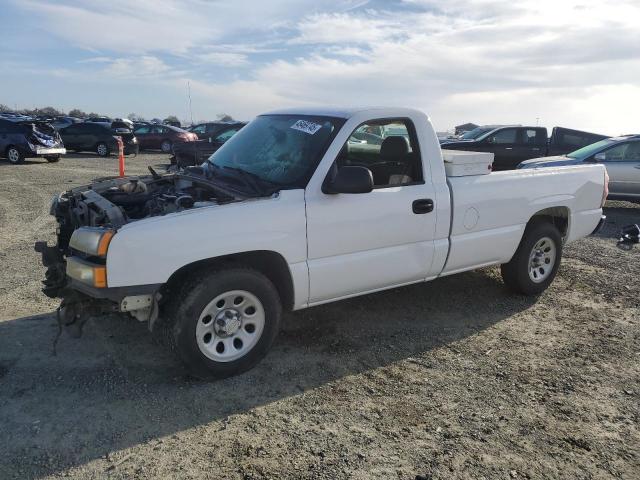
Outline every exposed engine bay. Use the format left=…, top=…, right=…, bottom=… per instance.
left=51, top=166, right=238, bottom=252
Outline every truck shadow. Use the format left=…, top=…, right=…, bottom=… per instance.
left=0, top=269, right=535, bottom=478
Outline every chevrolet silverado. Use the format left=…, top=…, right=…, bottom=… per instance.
left=36, top=107, right=608, bottom=379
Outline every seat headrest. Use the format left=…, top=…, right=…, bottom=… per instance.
left=380, top=136, right=409, bottom=157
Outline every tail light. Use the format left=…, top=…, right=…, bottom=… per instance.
left=601, top=169, right=609, bottom=207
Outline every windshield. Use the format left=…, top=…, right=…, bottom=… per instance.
left=208, top=114, right=344, bottom=187
left=566, top=138, right=615, bottom=159
left=459, top=127, right=493, bottom=140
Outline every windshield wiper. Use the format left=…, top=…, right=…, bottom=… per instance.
left=222, top=166, right=279, bottom=196
left=206, top=164, right=278, bottom=196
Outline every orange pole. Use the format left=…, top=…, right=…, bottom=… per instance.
left=117, top=137, right=125, bottom=177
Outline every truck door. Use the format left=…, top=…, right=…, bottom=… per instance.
left=76, top=124, right=96, bottom=149
left=133, top=126, right=151, bottom=149
left=482, top=127, right=519, bottom=171
left=305, top=117, right=437, bottom=304
left=61, top=124, right=80, bottom=149
left=597, top=141, right=640, bottom=198
left=513, top=128, right=547, bottom=165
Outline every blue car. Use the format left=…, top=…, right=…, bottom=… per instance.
left=0, top=119, right=66, bottom=164
left=518, top=135, right=640, bottom=202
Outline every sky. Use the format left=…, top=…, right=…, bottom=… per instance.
left=1, top=0, right=639, bottom=134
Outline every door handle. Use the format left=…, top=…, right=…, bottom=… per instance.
left=505, top=147, right=513, bottom=150
left=532, top=148, right=540, bottom=151
left=412, top=199, right=434, bottom=214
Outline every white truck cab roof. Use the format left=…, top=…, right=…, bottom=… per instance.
left=262, top=106, right=426, bottom=120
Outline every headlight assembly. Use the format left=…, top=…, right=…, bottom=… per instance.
left=69, top=227, right=114, bottom=257
left=66, top=257, right=107, bottom=288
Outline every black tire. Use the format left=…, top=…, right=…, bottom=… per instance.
left=96, top=142, right=109, bottom=157
left=5, top=146, right=24, bottom=164
left=45, top=155, right=60, bottom=163
left=501, top=220, right=563, bottom=296
left=160, top=139, right=173, bottom=153
left=161, top=267, right=282, bottom=380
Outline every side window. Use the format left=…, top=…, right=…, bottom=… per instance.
left=214, top=128, right=239, bottom=142
left=624, top=142, right=640, bottom=161
left=151, top=126, right=164, bottom=134
left=191, top=124, right=206, bottom=134
left=602, top=143, right=629, bottom=162
left=337, top=119, right=423, bottom=188
left=134, top=126, right=150, bottom=134
left=522, top=128, right=545, bottom=145
left=488, top=128, right=517, bottom=144
left=0, top=120, right=15, bottom=134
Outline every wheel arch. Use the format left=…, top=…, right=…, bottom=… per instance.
left=527, top=206, right=570, bottom=240
left=159, top=250, right=295, bottom=311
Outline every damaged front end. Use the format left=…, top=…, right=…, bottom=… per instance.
left=36, top=167, right=238, bottom=340
left=20, top=120, right=66, bottom=158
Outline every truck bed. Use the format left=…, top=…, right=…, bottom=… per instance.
left=441, top=164, right=606, bottom=275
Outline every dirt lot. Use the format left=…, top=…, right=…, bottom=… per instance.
left=0, top=152, right=638, bottom=480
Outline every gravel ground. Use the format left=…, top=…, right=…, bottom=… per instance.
left=0, top=153, right=638, bottom=480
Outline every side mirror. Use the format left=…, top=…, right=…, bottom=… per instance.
left=323, top=166, right=373, bottom=194
left=593, top=152, right=606, bottom=162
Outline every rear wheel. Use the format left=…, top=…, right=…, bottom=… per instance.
left=96, top=142, right=109, bottom=157
left=501, top=221, right=562, bottom=295
left=6, top=146, right=24, bottom=164
left=161, top=267, right=282, bottom=379
left=161, top=139, right=173, bottom=153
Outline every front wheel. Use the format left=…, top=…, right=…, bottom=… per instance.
left=162, top=267, right=282, bottom=379
left=501, top=221, right=563, bottom=295
left=6, top=146, right=24, bottom=164
left=96, top=142, right=109, bottom=157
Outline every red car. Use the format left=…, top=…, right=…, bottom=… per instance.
left=133, top=124, right=198, bottom=152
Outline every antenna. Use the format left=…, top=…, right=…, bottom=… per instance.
left=187, top=81, right=193, bottom=125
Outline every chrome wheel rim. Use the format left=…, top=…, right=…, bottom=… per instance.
left=196, top=290, right=265, bottom=362
left=161, top=141, right=171, bottom=152
left=7, top=148, right=20, bottom=163
left=528, top=236, right=556, bottom=283
left=97, top=144, right=107, bottom=156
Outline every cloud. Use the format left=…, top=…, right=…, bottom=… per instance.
left=197, top=52, right=249, bottom=67
left=4, top=0, right=640, bottom=134
left=102, top=56, right=173, bottom=78
left=292, top=12, right=403, bottom=45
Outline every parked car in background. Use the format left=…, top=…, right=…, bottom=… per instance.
left=48, top=116, right=82, bottom=130
left=163, top=118, right=181, bottom=128
left=0, top=119, right=66, bottom=164
left=441, top=126, right=607, bottom=170
left=84, top=116, right=112, bottom=124
left=187, top=121, right=247, bottom=141
left=0, top=112, right=33, bottom=122
left=173, top=122, right=246, bottom=167
left=440, top=125, right=506, bottom=144
left=134, top=124, right=197, bottom=152
left=519, top=135, right=640, bottom=201
left=60, top=122, right=138, bottom=157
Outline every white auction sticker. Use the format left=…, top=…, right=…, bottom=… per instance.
left=291, top=119, right=323, bottom=135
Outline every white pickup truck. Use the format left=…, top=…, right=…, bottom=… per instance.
left=37, top=107, right=608, bottom=379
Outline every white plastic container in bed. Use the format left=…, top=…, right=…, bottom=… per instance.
left=442, top=150, right=494, bottom=177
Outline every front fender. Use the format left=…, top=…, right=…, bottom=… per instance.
left=106, top=190, right=307, bottom=288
